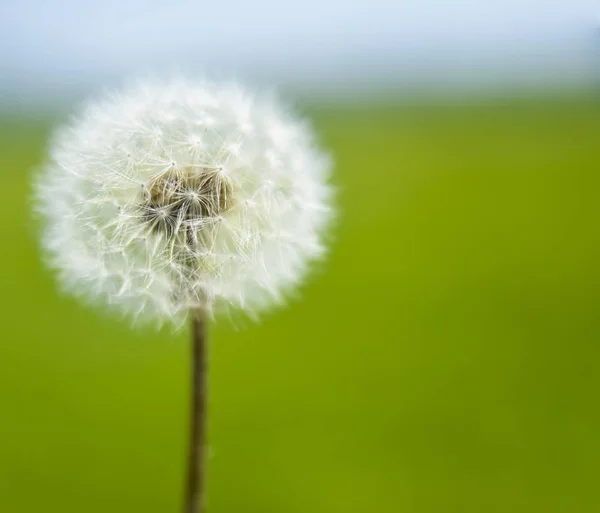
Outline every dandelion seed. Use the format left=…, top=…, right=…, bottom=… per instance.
left=35, top=78, right=334, bottom=327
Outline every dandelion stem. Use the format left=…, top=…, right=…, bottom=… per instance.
left=185, top=309, right=208, bottom=513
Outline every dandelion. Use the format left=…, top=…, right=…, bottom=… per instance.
left=34, top=78, right=334, bottom=513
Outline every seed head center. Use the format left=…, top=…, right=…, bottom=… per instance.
left=141, top=166, right=233, bottom=240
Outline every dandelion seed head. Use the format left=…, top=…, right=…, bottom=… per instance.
left=35, top=78, right=334, bottom=327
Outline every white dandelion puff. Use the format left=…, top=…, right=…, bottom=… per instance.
left=34, top=78, right=334, bottom=327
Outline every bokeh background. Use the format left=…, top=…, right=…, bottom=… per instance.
left=1, top=1, right=600, bottom=512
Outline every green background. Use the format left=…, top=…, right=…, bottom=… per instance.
left=1, top=94, right=599, bottom=512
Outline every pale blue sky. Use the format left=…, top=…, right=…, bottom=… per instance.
left=1, top=0, right=598, bottom=103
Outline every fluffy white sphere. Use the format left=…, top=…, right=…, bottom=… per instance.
left=35, top=79, right=333, bottom=326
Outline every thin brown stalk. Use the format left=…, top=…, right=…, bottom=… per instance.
left=184, top=309, right=208, bottom=513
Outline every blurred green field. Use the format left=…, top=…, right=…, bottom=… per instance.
left=1, top=95, right=600, bottom=513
